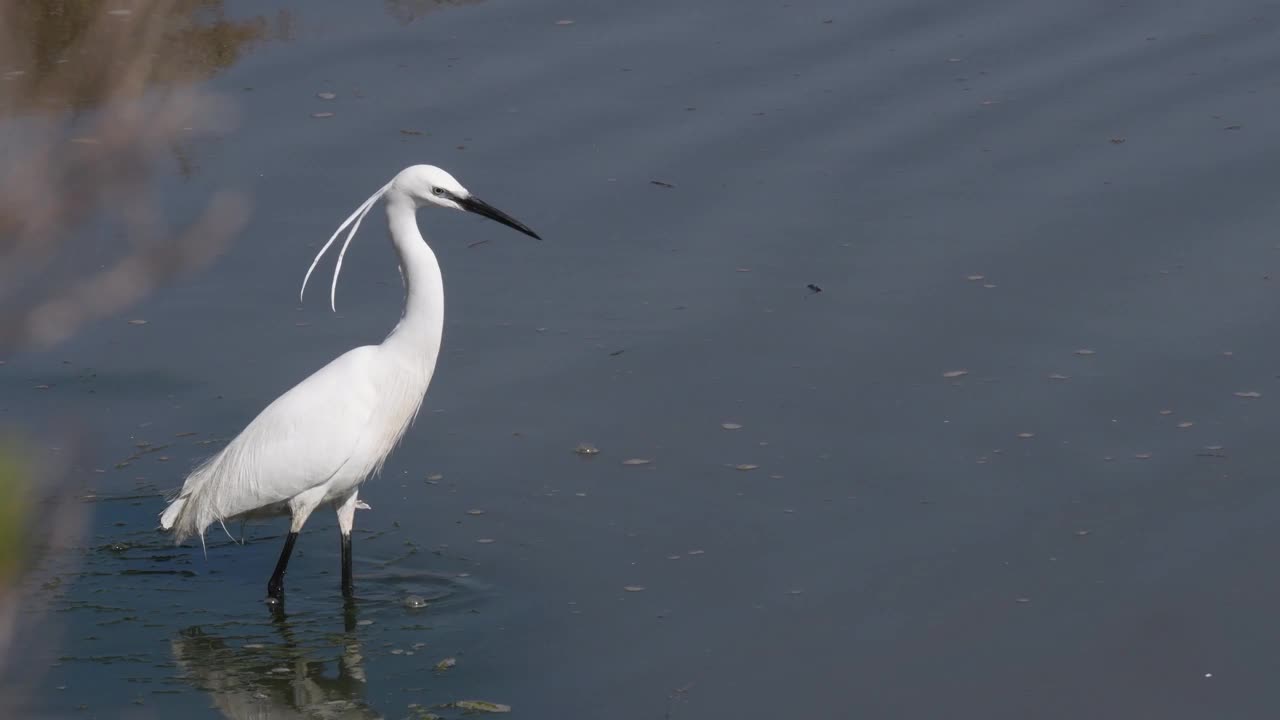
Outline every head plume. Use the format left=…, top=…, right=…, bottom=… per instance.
left=299, top=177, right=394, bottom=311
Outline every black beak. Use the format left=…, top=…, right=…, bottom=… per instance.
left=458, top=195, right=541, bottom=240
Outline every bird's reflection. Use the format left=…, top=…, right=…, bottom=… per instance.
left=171, top=600, right=380, bottom=719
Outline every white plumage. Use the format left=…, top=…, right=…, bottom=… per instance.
left=159, top=164, right=540, bottom=602
left=159, top=344, right=424, bottom=540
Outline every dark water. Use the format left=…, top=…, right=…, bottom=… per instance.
left=7, top=0, right=1280, bottom=717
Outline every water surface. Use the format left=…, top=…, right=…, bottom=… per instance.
left=7, top=0, right=1280, bottom=717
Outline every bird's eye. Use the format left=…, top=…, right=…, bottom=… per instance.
left=431, top=187, right=445, bottom=197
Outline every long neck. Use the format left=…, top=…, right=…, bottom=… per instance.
left=381, top=192, right=444, bottom=366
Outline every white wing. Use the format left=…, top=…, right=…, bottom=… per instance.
left=163, top=345, right=384, bottom=541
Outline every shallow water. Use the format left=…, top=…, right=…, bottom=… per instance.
left=7, top=0, right=1280, bottom=717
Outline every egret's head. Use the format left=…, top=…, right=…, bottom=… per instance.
left=394, top=165, right=468, bottom=210
left=394, top=164, right=540, bottom=239
left=302, top=163, right=541, bottom=311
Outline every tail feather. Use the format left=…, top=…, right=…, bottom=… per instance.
left=159, top=496, right=185, bottom=530
left=159, top=452, right=223, bottom=544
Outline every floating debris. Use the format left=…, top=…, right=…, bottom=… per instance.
left=1016, top=432, right=1035, bottom=439
left=127, top=319, right=147, bottom=325
left=621, top=458, right=651, bottom=466
left=555, top=19, right=575, bottom=25
left=649, top=180, right=674, bottom=188
left=942, top=369, right=969, bottom=379
left=403, top=595, right=428, bottom=609
left=1234, top=391, right=1262, bottom=399
left=435, top=657, right=457, bottom=671
left=574, top=443, right=600, bottom=456
left=807, top=283, right=823, bottom=293
left=1074, top=349, right=1096, bottom=356
left=452, top=701, right=511, bottom=713
left=966, top=274, right=985, bottom=281
left=1176, top=421, right=1194, bottom=428
left=1158, top=409, right=1173, bottom=416
left=623, top=585, right=646, bottom=592
left=311, top=111, right=334, bottom=119
left=316, top=91, right=337, bottom=100
left=1198, top=445, right=1226, bottom=458
left=721, top=422, right=743, bottom=430
left=465, top=509, right=485, bottom=516
left=734, top=464, right=759, bottom=471
left=1134, top=452, right=1152, bottom=459
left=1047, top=373, right=1069, bottom=380
left=476, top=538, right=495, bottom=544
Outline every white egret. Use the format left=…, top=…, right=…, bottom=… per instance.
left=159, top=164, right=540, bottom=603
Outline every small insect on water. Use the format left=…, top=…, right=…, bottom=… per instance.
left=159, top=164, right=541, bottom=607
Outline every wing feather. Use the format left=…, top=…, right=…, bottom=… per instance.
left=162, top=345, right=382, bottom=542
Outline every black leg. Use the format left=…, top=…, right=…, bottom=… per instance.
left=266, top=531, right=299, bottom=603
left=340, top=532, right=353, bottom=597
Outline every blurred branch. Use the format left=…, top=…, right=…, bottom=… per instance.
left=0, top=0, right=271, bottom=352
left=0, top=0, right=275, bottom=703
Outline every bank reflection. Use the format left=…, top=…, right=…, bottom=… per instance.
left=0, top=0, right=292, bottom=116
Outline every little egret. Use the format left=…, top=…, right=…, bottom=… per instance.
left=159, top=164, right=540, bottom=603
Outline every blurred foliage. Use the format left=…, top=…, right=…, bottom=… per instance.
left=0, top=445, right=30, bottom=590
left=0, top=0, right=272, bottom=705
